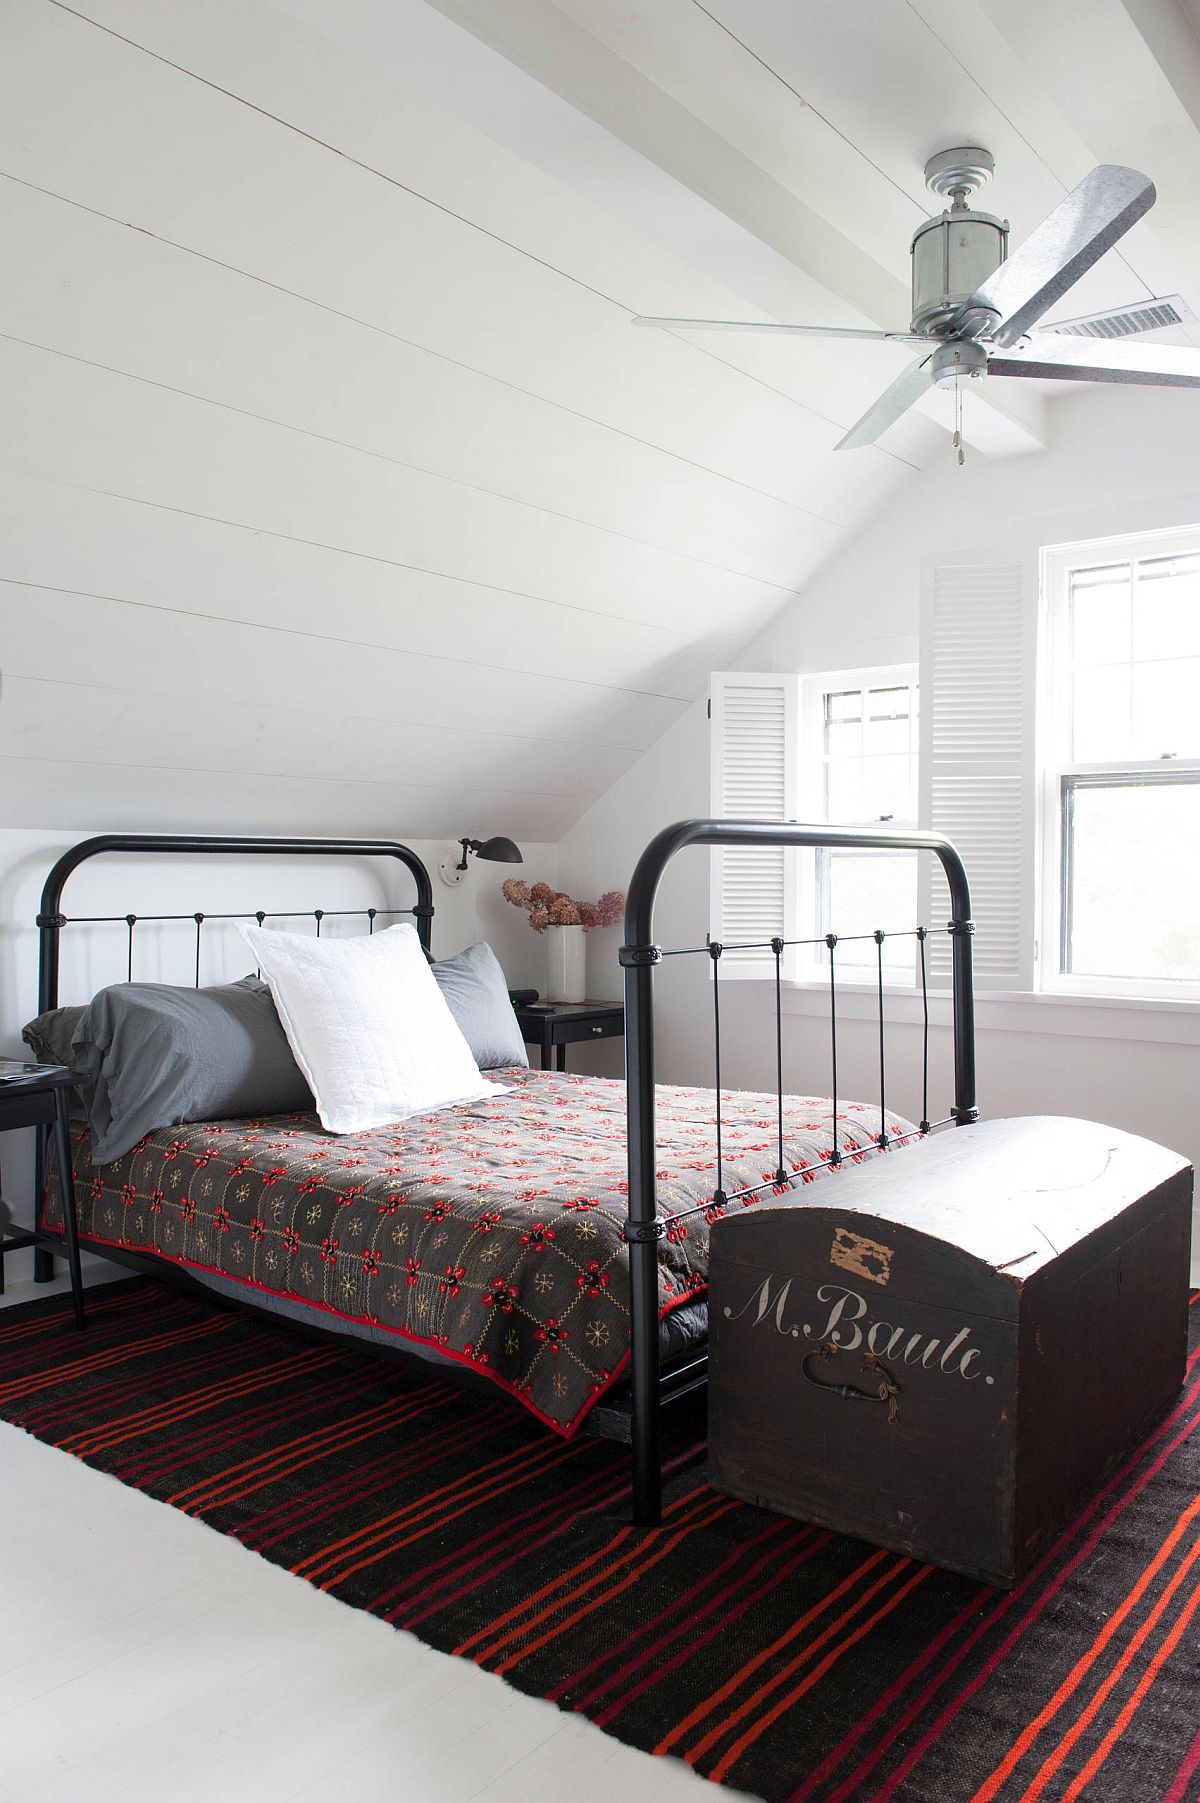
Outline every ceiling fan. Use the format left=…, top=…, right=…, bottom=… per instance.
left=633, top=148, right=1200, bottom=449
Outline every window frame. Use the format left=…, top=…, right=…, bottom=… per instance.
left=1039, top=527, right=1200, bottom=1003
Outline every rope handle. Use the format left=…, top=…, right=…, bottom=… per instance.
left=801, top=1341, right=900, bottom=1425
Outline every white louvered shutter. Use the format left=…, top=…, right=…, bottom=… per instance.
left=919, top=562, right=1036, bottom=989
left=709, top=672, right=801, bottom=978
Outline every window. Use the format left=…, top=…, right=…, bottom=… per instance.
left=802, top=670, right=919, bottom=980
left=708, top=667, right=919, bottom=985
left=1040, top=529, right=1200, bottom=998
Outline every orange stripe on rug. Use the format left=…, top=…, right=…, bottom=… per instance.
left=64, top=1346, right=343, bottom=1456
left=654, top=1546, right=892, bottom=1758
left=454, top=1482, right=709, bottom=1661
left=1017, top=1531, right=1200, bottom=1803
left=972, top=1488, right=1200, bottom=1802
left=295, top=1432, right=586, bottom=1587
left=1058, top=1573, right=1200, bottom=1803
left=708, top=1561, right=933, bottom=1785
left=686, top=1557, right=911, bottom=1771
left=165, top=1387, right=436, bottom=1511
left=491, top=1494, right=741, bottom=1678
left=0, top=1316, right=231, bottom=1406
left=0, top=1283, right=153, bottom=1345
left=319, top=1435, right=602, bottom=1593
left=174, top=1389, right=453, bottom=1516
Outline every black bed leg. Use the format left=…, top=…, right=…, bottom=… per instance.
left=53, top=1093, right=86, bottom=1329
left=623, top=897, right=664, bottom=1528
left=630, top=1235, right=662, bottom=1526
left=33, top=1127, right=54, bottom=1283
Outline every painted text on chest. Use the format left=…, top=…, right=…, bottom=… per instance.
left=723, top=1276, right=995, bottom=1386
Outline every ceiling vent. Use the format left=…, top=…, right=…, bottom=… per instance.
left=1046, top=294, right=1193, bottom=340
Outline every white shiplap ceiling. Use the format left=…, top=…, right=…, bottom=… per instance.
left=2, top=0, right=1198, bottom=839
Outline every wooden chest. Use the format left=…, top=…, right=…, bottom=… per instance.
left=707, top=1116, right=1192, bottom=1587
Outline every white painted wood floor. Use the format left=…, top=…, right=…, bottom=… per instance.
left=0, top=1267, right=755, bottom=1803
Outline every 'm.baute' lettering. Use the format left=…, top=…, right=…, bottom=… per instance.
left=724, top=1277, right=993, bottom=1385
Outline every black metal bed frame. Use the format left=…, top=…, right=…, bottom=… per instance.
left=32, top=824, right=976, bottom=1527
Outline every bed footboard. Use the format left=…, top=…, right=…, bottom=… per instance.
left=619, top=818, right=978, bottom=1526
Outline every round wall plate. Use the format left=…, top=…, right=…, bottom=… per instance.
left=438, top=842, right=467, bottom=887
left=924, top=146, right=995, bottom=199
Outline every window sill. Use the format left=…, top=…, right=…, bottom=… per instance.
left=780, top=979, right=1200, bottom=1046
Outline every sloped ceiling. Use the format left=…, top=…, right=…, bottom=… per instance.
left=2, top=0, right=1198, bottom=839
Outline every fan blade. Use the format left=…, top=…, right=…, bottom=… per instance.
left=989, top=332, right=1200, bottom=388
left=836, top=356, right=933, bottom=449
left=969, top=165, right=1156, bottom=349
left=631, top=316, right=930, bottom=343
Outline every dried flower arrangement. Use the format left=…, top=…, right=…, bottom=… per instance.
left=502, top=879, right=624, bottom=934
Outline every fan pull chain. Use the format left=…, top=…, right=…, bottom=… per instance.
left=954, top=374, right=965, bottom=466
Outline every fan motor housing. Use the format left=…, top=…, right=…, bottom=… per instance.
left=930, top=338, right=988, bottom=384
left=911, top=206, right=1008, bottom=336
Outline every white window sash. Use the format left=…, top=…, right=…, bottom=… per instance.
left=798, top=666, right=920, bottom=985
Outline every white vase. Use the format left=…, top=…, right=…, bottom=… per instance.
left=545, top=924, right=586, bottom=1003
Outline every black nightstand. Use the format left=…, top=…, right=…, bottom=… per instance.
left=514, top=1001, right=625, bottom=1073
left=0, top=1061, right=85, bottom=1328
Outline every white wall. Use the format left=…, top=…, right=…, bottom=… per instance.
left=559, top=382, right=1200, bottom=1262
left=1, top=0, right=949, bottom=851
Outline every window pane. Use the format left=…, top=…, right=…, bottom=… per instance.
left=864, top=687, right=912, bottom=757
left=864, top=753, right=916, bottom=819
left=1131, top=658, right=1200, bottom=759
left=825, top=719, right=861, bottom=761
left=823, top=683, right=917, bottom=825
left=826, top=759, right=864, bottom=819
left=1135, top=554, right=1200, bottom=662
left=1065, top=779, right=1200, bottom=983
left=1067, top=551, right=1200, bottom=762
left=827, top=690, right=863, bottom=723
left=1070, top=564, right=1130, bottom=668
left=824, top=852, right=918, bottom=975
left=1071, top=664, right=1131, bottom=762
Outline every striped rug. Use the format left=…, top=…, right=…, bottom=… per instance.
left=4, top=1279, right=1200, bottom=1803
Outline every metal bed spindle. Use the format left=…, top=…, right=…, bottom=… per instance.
left=63, top=905, right=419, bottom=988
left=827, top=932, right=841, bottom=1168
left=619, top=819, right=977, bottom=1527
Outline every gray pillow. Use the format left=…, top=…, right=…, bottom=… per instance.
left=68, top=976, right=314, bottom=1164
left=21, top=1004, right=91, bottom=1116
left=431, top=941, right=528, bottom=1071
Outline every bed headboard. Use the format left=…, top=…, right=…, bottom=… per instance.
left=36, top=834, right=435, bottom=1013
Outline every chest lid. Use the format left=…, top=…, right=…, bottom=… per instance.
left=714, top=1116, right=1190, bottom=1323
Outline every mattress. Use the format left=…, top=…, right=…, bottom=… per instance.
left=51, top=1068, right=913, bottom=1435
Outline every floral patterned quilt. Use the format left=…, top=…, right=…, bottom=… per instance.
left=52, top=1069, right=912, bottom=1434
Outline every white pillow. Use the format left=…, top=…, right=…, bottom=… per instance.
left=239, top=922, right=499, bottom=1134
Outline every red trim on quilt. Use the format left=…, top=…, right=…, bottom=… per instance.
left=42, top=1226, right=704, bottom=1439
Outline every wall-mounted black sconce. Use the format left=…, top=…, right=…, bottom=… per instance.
left=458, top=836, right=522, bottom=870
left=438, top=835, right=523, bottom=887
